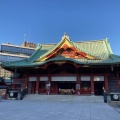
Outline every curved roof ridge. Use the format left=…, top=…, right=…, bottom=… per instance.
left=39, top=39, right=107, bottom=45
left=104, top=38, right=113, bottom=54
left=75, top=39, right=106, bottom=43
left=27, top=44, right=42, bottom=62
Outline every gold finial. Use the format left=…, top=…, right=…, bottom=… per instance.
left=64, top=32, right=67, bottom=35
left=62, top=32, right=70, bottom=41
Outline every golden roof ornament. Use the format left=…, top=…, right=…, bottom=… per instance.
left=62, top=32, right=70, bottom=41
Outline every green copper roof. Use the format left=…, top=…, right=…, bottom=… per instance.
left=35, top=35, right=100, bottom=62
left=1, top=35, right=120, bottom=68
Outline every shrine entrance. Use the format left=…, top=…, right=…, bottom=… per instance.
left=28, top=81, right=36, bottom=94
left=51, top=76, right=77, bottom=95
left=58, top=81, right=76, bottom=94
left=58, top=81, right=76, bottom=89
left=94, top=81, right=104, bottom=95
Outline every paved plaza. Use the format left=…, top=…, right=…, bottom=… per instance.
left=0, top=100, right=120, bottom=120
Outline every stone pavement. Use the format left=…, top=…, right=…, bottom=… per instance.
left=107, top=102, right=120, bottom=114
left=0, top=100, right=120, bottom=120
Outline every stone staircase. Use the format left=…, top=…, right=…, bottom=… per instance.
left=23, top=94, right=104, bottom=102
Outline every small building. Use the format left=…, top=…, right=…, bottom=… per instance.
left=1, top=34, right=120, bottom=95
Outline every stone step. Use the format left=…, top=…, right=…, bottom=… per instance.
left=23, top=94, right=104, bottom=102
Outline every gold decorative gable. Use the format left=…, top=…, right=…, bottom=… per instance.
left=36, top=34, right=96, bottom=62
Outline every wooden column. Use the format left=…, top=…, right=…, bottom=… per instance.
left=25, top=76, right=28, bottom=89
left=76, top=75, right=80, bottom=95
left=104, top=75, right=108, bottom=92
left=47, top=75, right=51, bottom=95
left=77, top=75, right=80, bottom=84
left=55, top=82, right=58, bottom=94
left=20, top=79, right=22, bottom=90
left=35, top=76, right=39, bottom=94
left=48, top=76, right=51, bottom=82
left=91, top=75, right=94, bottom=95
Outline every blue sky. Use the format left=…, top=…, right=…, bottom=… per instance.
left=0, top=0, right=120, bottom=55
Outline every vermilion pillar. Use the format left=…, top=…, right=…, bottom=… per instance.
left=47, top=75, right=51, bottom=84
left=35, top=76, right=39, bottom=94
left=104, top=75, right=108, bottom=92
left=77, top=75, right=80, bottom=84
left=91, top=76, right=94, bottom=95
left=76, top=75, right=80, bottom=95
left=47, top=76, right=51, bottom=95
left=25, top=77, right=28, bottom=89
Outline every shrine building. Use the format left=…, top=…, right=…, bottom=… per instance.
left=1, top=34, right=120, bottom=95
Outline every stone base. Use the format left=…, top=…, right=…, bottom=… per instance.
left=35, top=91, right=38, bottom=94
left=91, top=92, right=95, bottom=96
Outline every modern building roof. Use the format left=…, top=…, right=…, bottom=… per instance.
left=1, top=43, right=35, bottom=50
left=2, top=34, right=120, bottom=69
left=0, top=52, right=29, bottom=58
